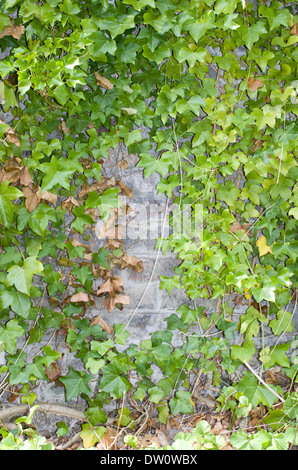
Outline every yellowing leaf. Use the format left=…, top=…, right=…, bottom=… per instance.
left=256, top=236, right=272, bottom=256
left=79, top=423, right=106, bottom=449
left=244, top=288, right=251, bottom=300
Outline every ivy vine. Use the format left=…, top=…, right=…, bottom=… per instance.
left=0, top=0, right=297, bottom=449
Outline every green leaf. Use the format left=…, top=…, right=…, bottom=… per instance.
left=159, top=275, right=180, bottom=295
left=39, top=156, right=77, bottom=193
left=0, top=288, right=31, bottom=318
left=86, top=187, right=119, bottom=221
left=148, top=386, right=165, bottom=403
left=59, top=367, right=92, bottom=401
left=169, top=391, right=193, bottom=415
left=176, top=47, right=207, bottom=68
left=269, top=310, right=294, bottom=335
left=71, top=206, right=95, bottom=234
left=59, top=0, right=80, bottom=15
left=239, top=22, right=267, bottom=50
left=114, top=323, right=130, bottom=345
left=5, top=257, right=44, bottom=296
left=251, top=284, right=276, bottom=303
left=230, top=340, right=257, bottom=362
left=237, top=373, right=281, bottom=407
left=260, top=343, right=290, bottom=370
left=85, top=405, right=107, bottom=426
left=52, top=85, right=69, bottom=105
left=0, top=181, right=23, bottom=228
left=100, top=363, right=130, bottom=399
left=56, top=422, right=69, bottom=437
left=230, top=429, right=263, bottom=450
left=0, top=319, right=24, bottom=354
left=100, top=15, right=135, bottom=39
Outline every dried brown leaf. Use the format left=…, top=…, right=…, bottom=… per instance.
left=19, top=166, right=34, bottom=186
left=103, top=293, right=130, bottom=312
left=121, top=253, right=143, bottom=273
left=247, top=77, right=264, bottom=93
left=0, top=24, right=24, bottom=40
left=0, top=168, right=4, bottom=185
left=96, top=211, right=124, bottom=239
left=22, top=184, right=41, bottom=212
left=44, top=362, right=61, bottom=382
left=5, top=127, right=20, bottom=147
left=229, top=222, right=252, bottom=237
left=70, top=292, right=92, bottom=303
left=252, top=139, right=264, bottom=152
left=3, top=166, right=21, bottom=183
left=110, top=276, right=124, bottom=290
left=96, top=427, right=116, bottom=450
left=118, top=180, right=133, bottom=198
left=41, top=190, right=57, bottom=206
left=8, top=385, right=20, bottom=403
left=59, top=120, right=71, bottom=134
left=61, top=196, right=79, bottom=212
left=90, top=315, right=113, bottom=335
left=290, top=23, right=298, bottom=35
left=105, top=238, right=123, bottom=250
left=97, top=278, right=115, bottom=295
left=95, top=72, right=113, bottom=90
left=78, top=177, right=115, bottom=198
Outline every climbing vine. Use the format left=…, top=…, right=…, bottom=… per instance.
left=0, top=0, right=297, bottom=449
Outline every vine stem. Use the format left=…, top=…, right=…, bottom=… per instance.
left=0, top=402, right=86, bottom=422
left=243, top=360, right=285, bottom=403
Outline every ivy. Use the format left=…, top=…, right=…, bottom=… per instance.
left=0, top=0, right=297, bottom=450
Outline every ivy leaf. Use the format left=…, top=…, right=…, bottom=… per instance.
left=0, top=319, right=24, bottom=354
left=86, top=187, right=119, bottom=221
left=5, top=256, right=44, bottom=296
left=0, top=288, right=31, bottom=318
left=261, top=343, right=290, bottom=370
left=137, top=153, right=172, bottom=178
left=88, top=31, right=117, bottom=60
left=100, top=15, right=135, bottom=39
left=251, top=283, right=276, bottom=303
left=114, top=323, right=130, bottom=345
left=169, top=391, right=193, bottom=415
left=38, top=156, right=77, bottom=193
left=176, top=47, right=207, bottom=68
left=217, top=182, right=240, bottom=206
left=79, top=423, right=105, bottom=449
left=230, top=340, right=257, bottom=363
left=59, top=0, right=80, bottom=15
left=269, top=310, right=294, bottom=335
left=237, top=373, right=280, bottom=407
left=0, top=181, right=23, bottom=228
left=85, top=405, right=107, bottom=426
left=230, top=430, right=264, bottom=450
left=239, top=22, right=267, bottom=50
left=59, top=367, right=92, bottom=401
left=256, top=236, right=272, bottom=256
left=159, top=275, right=180, bottom=295
left=56, top=422, right=69, bottom=437
left=100, top=363, right=130, bottom=399
left=71, top=206, right=95, bottom=234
